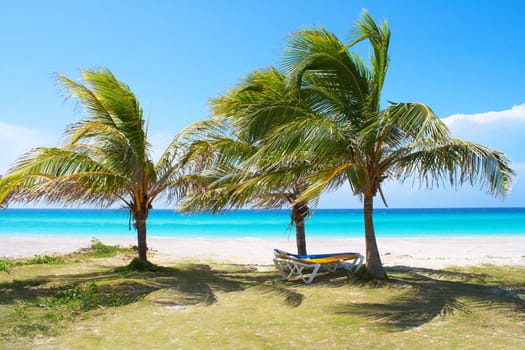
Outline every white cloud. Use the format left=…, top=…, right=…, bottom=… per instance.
left=0, top=122, right=55, bottom=173
left=375, top=105, right=525, bottom=208
left=440, top=104, right=525, bottom=162
left=443, top=104, right=525, bottom=126
left=319, top=105, right=525, bottom=208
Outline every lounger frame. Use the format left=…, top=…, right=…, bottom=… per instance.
left=273, top=250, right=364, bottom=284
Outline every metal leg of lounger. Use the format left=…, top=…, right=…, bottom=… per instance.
left=274, top=258, right=307, bottom=281
left=274, top=258, right=321, bottom=284
left=355, top=254, right=364, bottom=271
left=324, top=263, right=339, bottom=272
left=338, top=260, right=354, bottom=271
left=273, top=258, right=287, bottom=279
left=351, top=254, right=364, bottom=272
left=339, top=254, right=364, bottom=272
left=274, top=258, right=295, bottom=280
left=303, top=263, right=320, bottom=285
left=289, top=262, right=303, bottom=280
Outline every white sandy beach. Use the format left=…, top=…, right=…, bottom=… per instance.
left=1, top=236, right=524, bottom=269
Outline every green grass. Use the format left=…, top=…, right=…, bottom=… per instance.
left=0, top=251, right=524, bottom=349
left=25, top=255, right=65, bottom=265
left=0, top=239, right=133, bottom=275
left=0, top=259, right=14, bottom=273
left=81, top=238, right=133, bottom=259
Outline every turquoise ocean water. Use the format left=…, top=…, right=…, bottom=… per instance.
left=0, top=208, right=524, bottom=238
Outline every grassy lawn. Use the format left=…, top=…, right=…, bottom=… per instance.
left=1, top=243, right=524, bottom=349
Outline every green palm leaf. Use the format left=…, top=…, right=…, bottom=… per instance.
left=1, top=68, right=200, bottom=262
left=249, top=11, right=515, bottom=278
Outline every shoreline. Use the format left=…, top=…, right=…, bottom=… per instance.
left=1, top=236, right=524, bottom=269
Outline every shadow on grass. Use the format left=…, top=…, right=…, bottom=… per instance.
left=333, top=266, right=525, bottom=331
left=254, top=279, right=305, bottom=308
left=5, top=260, right=522, bottom=337
left=0, top=261, right=306, bottom=340
left=0, top=261, right=297, bottom=309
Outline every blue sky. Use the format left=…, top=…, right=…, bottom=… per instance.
left=1, top=0, right=524, bottom=208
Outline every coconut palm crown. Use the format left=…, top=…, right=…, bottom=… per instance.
left=179, top=68, right=324, bottom=255
left=250, top=11, right=515, bottom=278
left=0, top=68, right=202, bottom=261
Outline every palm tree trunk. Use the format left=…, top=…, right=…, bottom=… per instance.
left=295, top=216, right=307, bottom=256
left=363, top=194, right=387, bottom=279
left=134, top=208, right=149, bottom=261
left=291, top=202, right=308, bottom=255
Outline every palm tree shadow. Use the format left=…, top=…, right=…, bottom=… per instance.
left=0, top=262, right=296, bottom=309
left=165, top=264, right=305, bottom=307
left=254, top=279, right=305, bottom=308
left=333, top=266, right=525, bottom=331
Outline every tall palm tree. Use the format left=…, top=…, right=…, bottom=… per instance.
left=0, top=68, right=202, bottom=262
left=179, top=68, right=321, bottom=255
left=252, top=11, right=515, bottom=279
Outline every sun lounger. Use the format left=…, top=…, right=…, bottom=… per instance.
left=273, top=249, right=364, bottom=284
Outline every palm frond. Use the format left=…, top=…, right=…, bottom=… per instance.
left=1, top=146, right=129, bottom=206
left=158, top=173, right=208, bottom=206
left=282, top=28, right=370, bottom=111
left=383, top=102, right=450, bottom=141
left=395, top=139, right=515, bottom=197
left=362, top=102, right=450, bottom=164
left=298, top=162, right=366, bottom=203
left=347, top=9, right=390, bottom=105
left=254, top=113, right=354, bottom=167
left=156, top=119, right=224, bottom=173
left=58, top=69, right=148, bottom=166
left=211, top=67, right=312, bottom=143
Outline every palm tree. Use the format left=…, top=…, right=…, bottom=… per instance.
left=178, top=118, right=313, bottom=255
left=0, top=176, right=5, bottom=209
left=252, top=11, right=515, bottom=279
left=179, top=68, right=322, bottom=255
left=0, top=68, right=202, bottom=262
